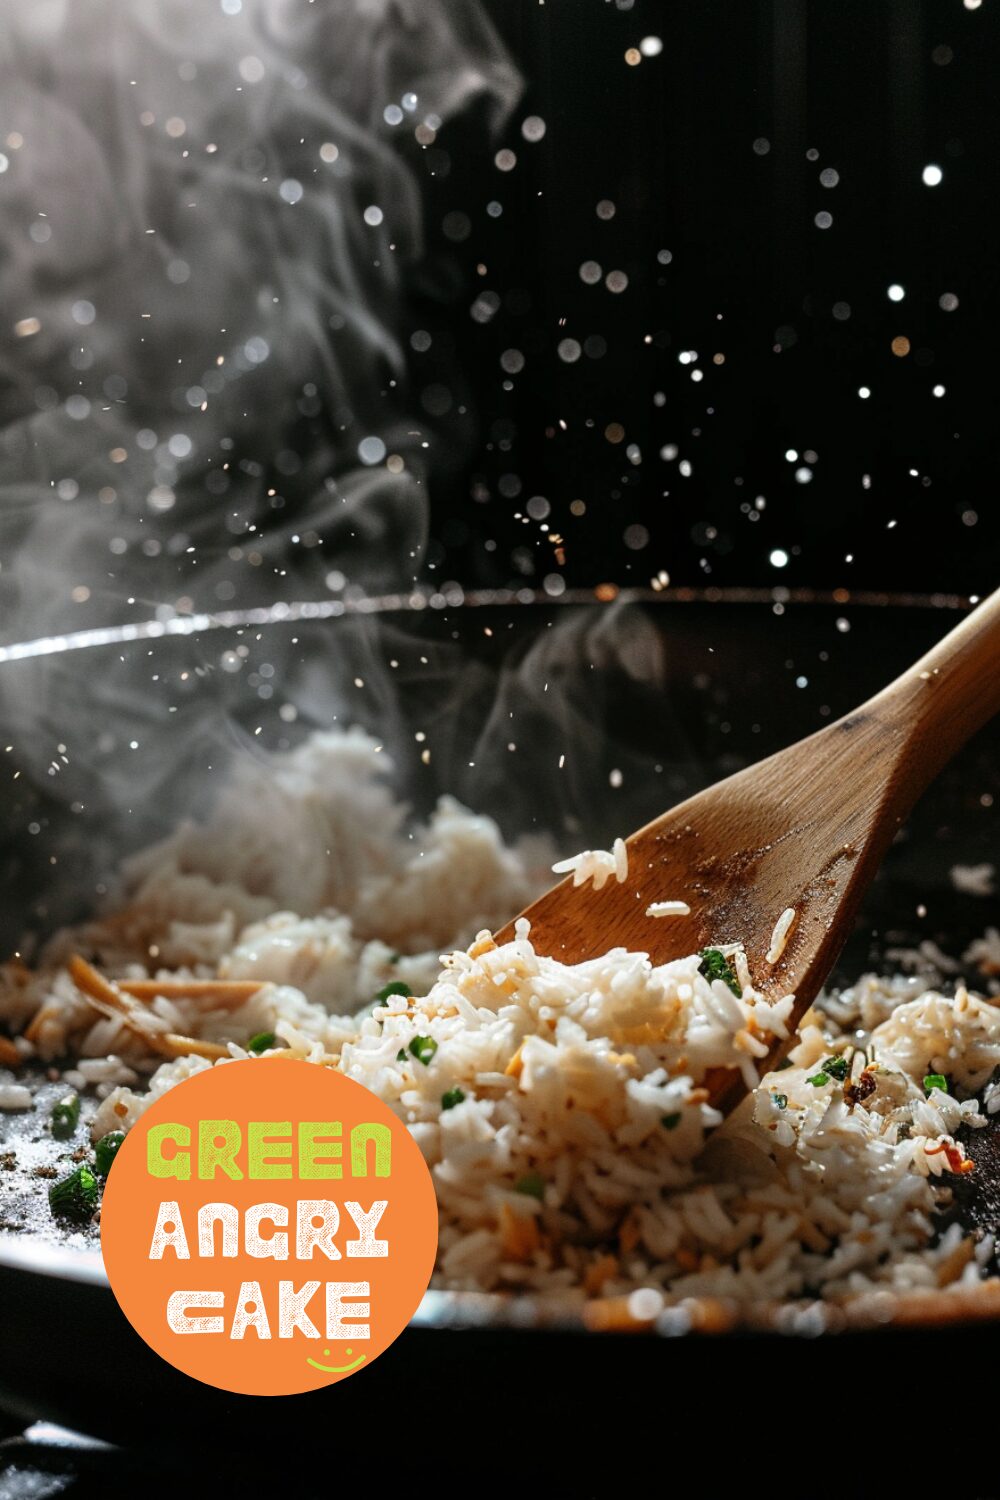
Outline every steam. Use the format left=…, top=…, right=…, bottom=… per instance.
left=0, top=0, right=519, bottom=637
left=0, top=0, right=529, bottom=937
left=0, top=3, right=698, bottom=953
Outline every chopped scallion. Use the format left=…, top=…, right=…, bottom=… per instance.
left=822, top=1055, right=849, bottom=1081
left=247, top=1031, right=276, bottom=1055
left=50, top=1092, right=80, bottom=1140
left=697, top=948, right=742, bottom=997
left=807, top=1071, right=830, bottom=1087
left=515, top=1172, right=545, bottom=1200
left=772, top=1094, right=788, bottom=1110
left=48, top=1164, right=99, bottom=1221
left=661, top=1113, right=682, bottom=1130
left=441, top=1087, right=465, bottom=1111
left=94, top=1131, right=125, bottom=1178
left=924, top=1073, right=948, bottom=1094
left=409, top=1035, right=438, bottom=1066
left=376, top=981, right=410, bottom=1004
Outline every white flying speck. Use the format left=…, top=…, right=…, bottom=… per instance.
left=950, top=862, right=995, bottom=896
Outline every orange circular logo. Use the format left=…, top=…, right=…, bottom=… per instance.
left=101, top=1058, right=438, bottom=1395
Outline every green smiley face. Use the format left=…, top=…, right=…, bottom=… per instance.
left=306, top=1346, right=367, bottom=1374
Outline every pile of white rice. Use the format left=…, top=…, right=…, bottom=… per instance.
left=3, top=726, right=1000, bottom=1311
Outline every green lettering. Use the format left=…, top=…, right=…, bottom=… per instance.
left=298, top=1121, right=342, bottom=1179
left=197, top=1118, right=243, bottom=1180
left=146, top=1122, right=191, bottom=1180
left=350, top=1122, right=391, bottom=1178
left=247, top=1121, right=292, bottom=1179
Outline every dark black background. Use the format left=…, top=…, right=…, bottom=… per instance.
left=410, top=0, right=999, bottom=596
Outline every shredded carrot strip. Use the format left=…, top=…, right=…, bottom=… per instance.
left=68, top=956, right=230, bottom=1062
left=23, top=1006, right=56, bottom=1044
left=936, top=1236, right=975, bottom=1288
left=617, top=1208, right=641, bottom=1255
left=924, top=1139, right=975, bottom=1173
left=499, top=1202, right=540, bottom=1261
left=69, top=955, right=154, bottom=1028
left=582, top=1254, right=618, bottom=1297
left=160, top=1032, right=231, bottom=1062
left=504, top=1044, right=524, bottom=1079
left=119, top=979, right=263, bottom=1007
left=582, top=1297, right=646, bottom=1333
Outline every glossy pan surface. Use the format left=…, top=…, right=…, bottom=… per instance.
left=1, top=592, right=997, bottom=1457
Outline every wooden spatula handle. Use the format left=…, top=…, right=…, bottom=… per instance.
left=870, top=585, right=1000, bottom=791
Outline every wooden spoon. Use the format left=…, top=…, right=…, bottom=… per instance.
left=496, top=589, right=1000, bottom=1114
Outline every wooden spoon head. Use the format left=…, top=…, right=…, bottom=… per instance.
left=496, top=712, right=908, bottom=1112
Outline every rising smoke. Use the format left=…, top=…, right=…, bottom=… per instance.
left=0, top=0, right=528, bottom=935
left=0, top=1, right=682, bottom=953
left=0, top=0, right=520, bottom=639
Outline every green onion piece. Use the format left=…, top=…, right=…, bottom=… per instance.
left=776, top=1057, right=794, bottom=1071
left=440, top=1087, right=466, bottom=1111
left=376, top=981, right=411, bottom=1004
left=389, top=954, right=402, bottom=965
left=697, top=948, right=742, bottom=998
left=514, top=1172, right=545, bottom=1200
left=48, top=1164, right=99, bottom=1221
left=822, top=1055, right=849, bottom=1081
left=247, top=1031, right=276, bottom=1055
left=807, top=1072, right=830, bottom=1087
left=661, top=1113, right=682, bottom=1130
left=94, top=1131, right=125, bottom=1178
left=396, top=1049, right=408, bottom=1063
left=772, top=1094, right=788, bottom=1110
left=924, top=1073, right=948, bottom=1094
left=50, top=1092, right=80, bottom=1140
left=409, top=1035, right=438, bottom=1066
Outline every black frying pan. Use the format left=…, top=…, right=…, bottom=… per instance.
left=2, top=593, right=998, bottom=1479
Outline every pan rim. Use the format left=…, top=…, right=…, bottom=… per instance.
left=4, top=1231, right=1000, bottom=1338
left=0, top=584, right=977, bottom=667
left=0, top=585, right=993, bottom=1338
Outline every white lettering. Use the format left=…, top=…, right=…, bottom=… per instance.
left=277, top=1280, right=321, bottom=1337
left=245, top=1202, right=289, bottom=1259
left=343, top=1200, right=389, bottom=1257
left=166, top=1290, right=223, bottom=1333
left=149, top=1201, right=190, bottom=1260
left=325, top=1281, right=371, bottom=1340
left=296, top=1200, right=342, bottom=1260
left=197, top=1202, right=238, bottom=1257
left=230, top=1280, right=271, bottom=1340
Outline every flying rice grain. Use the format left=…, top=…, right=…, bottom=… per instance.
left=646, top=901, right=691, bottom=918
left=552, top=837, right=629, bottom=892
left=766, top=907, right=797, bottom=964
